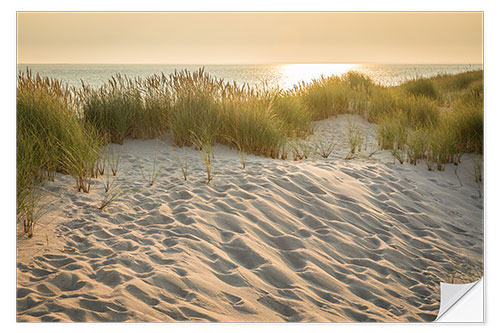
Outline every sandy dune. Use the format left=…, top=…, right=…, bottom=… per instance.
left=16, top=115, right=483, bottom=322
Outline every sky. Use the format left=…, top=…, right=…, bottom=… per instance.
left=17, top=12, right=483, bottom=64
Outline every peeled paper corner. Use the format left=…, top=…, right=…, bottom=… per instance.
left=435, top=278, right=483, bottom=322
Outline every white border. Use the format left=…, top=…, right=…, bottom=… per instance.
left=4, top=1, right=499, bottom=332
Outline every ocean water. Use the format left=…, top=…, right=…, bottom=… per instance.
left=16, top=63, right=483, bottom=89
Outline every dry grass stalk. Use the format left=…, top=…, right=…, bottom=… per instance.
left=191, top=131, right=214, bottom=184
left=135, top=146, right=162, bottom=186
left=391, top=145, right=405, bottom=165
left=225, top=135, right=247, bottom=169
left=345, top=121, right=363, bottom=160
left=314, top=137, right=336, bottom=158
left=109, top=146, right=121, bottom=176
left=99, top=183, right=123, bottom=210
left=171, top=148, right=188, bottom=180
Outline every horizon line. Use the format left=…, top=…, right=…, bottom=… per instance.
left=17, top=62, right=484, bottom=66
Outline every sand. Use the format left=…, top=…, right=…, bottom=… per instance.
left=16, top=115, right=483, bottom=322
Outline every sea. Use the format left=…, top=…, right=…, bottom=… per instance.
left=16, top=64, right=483, bottom=90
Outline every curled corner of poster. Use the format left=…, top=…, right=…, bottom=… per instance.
left=435, top=277, right=484, bottom=322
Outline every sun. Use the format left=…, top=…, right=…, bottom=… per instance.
left=279, top=64, right=358, bottom=88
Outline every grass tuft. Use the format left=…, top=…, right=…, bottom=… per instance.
left=171, top=148, right=189, bottom=180
left=402, top=78, right=439, bottom=100
left=191, top=130, right=215, bottom=184
left=314, top=137, right=336, bottom=158
left=135, top=144, right=162, bottom=187
left=345, top=120, right=363, bottom=160
left=98, top=180, right=123, bottom=210
left=17, top=70, right=100, bottom=234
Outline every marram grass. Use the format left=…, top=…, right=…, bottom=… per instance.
left=17, top=70, right=100, bottom=235
left=17, top=67, right=483, bottom=236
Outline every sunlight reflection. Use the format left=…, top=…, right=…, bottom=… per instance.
left=279, top=64, right=358, bottom=89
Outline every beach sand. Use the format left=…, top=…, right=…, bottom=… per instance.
left=16, top=115, right=483, bottom=322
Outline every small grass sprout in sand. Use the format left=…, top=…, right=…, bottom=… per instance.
left=301, top=141, right=314, bottom=160
left=93, top=152, right=106, bottom=177
left=314, top=136, right=336, bottom=158
left=90, top=144, right=107, bottom=178
left=391, top=144, right=406, bottom=165
left=290, top=139, right=312, bottom=161
left=135, top=144, right=163, bottom=186
left=224, top=135, right=246, bottom=169
left=108, top=145, right=121, bottom=176
left=352, top=127, right=378, bottom=159
left=171, top=148, right=189, bottom=180
left=345, top=120, right=363, bottom=160
left=365, top=138, right=379, bottom=159
left=289, top=141, right=302, bottom=161
left=191, top=130, right=215, bottom=184
left=103, top=166, right=114, bottom=193
left=98, top=181, right=123, bottom=210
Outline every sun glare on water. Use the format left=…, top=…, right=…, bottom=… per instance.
left=278, top=64, right=357, bottom=88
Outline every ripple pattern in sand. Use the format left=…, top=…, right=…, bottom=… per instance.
left=17, top=127, right=483, bottom=322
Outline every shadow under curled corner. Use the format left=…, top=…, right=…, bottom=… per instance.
left=435, top=278, right=483, bottom=322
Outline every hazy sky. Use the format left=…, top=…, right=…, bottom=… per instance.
left=17, top=12, right=483, bottom=64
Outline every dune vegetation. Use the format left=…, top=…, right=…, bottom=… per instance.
left=16, top=68, right=483, bottom=236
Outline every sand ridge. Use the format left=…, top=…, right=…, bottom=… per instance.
left=16, top=115, right=483, bottom=322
